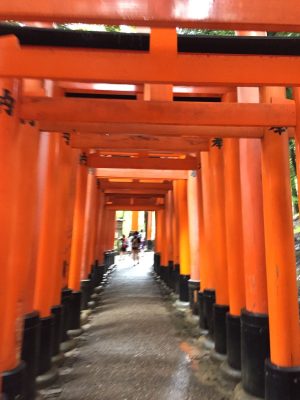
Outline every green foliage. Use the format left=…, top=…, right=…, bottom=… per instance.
left=177, top=28, right=235, bottom=36
left=289, top=139, right=299, bottom=215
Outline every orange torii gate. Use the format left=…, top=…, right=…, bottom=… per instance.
left=0, top=5, right=299, bottom=400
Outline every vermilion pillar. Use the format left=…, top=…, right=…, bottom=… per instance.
left=81, top=169, right=97, bottom=279
left=0, top=64, right=27, bottom=397
left=199, top=152, right=216, bottom=335
left=33, top=132, right=62, bottom=382
left=237, top=84, right=269, bottom=398
left=131, top=211, right=139, bottom=232
left=222, top=90, right=246, bottom=373
left=187, top=171, right=201, bottom=314
left=209, top=142, right=229, bottom=356
left=94, top=190, right=105, bottom=263
left=176, top=179, right=191, bottom=303
left=68, top=154, right=88, bottom=291
left=261, top=86, right=300, bottom=399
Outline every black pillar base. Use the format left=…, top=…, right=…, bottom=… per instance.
left=69, top=291, right=82, bottom=330
left=21, top=311, right=40, bottom=400
left=265, top=359, right=300, bottom=400
left=241, top=309, right=269, bottom=398
left=173, top=264, right=180, bottom=294
left=188, top=280, right=200, bottom=315
left=226, top=313, right=241, bottom=371
left=92, top=264, right=104, bottom=287
left=37, top=315, right=55, bottom=376
left=80, top=279, right=92, bottom=310
left=167, top=260, right=174, bottom=289
left=2, top=361, right=26, bottom=400
left=203, top=289, right=216, bottom=339
left=214, top=304, right=230, bottom=355
left=153, top=252, right=161, bottom=275
left=61, top=288, right=73, bottom=342
left=198, top=291, right=208, bottom=330
left=51, top=305, right=63, bottom=357
left=179, top=274, right=190, bottom=302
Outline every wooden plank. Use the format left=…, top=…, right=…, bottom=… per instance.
left=95, top=168, right=189, bottom=179
left=21, top=97, right=296, bottom=127
left=70, top=133, right=209, bottom=152
left=88, top=154, right=198, bottom=170
left=100, top=181, right=172, bottom=190
left=2, top=1, right=300, bottom=32
left=40, top=122, right=267, bottom=138
left=1, top=46, right=300, bottom=85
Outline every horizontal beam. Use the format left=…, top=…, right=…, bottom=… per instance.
left=42, top=122, right=272, bottom=138
left=104, top=189, right=167, bottom=196
left=70, top=133, right=209, bottom=152
left=2, top=46, right=300, bottom=86
left=2, top=1, right=300, bottom=32
left=88, top=155, right=198, bottom=170
left=105, top=205, right=163, bottom=211
left=100, top=181, right=172, bottom=191
left=22, top=98, right=295, bottom=127
left=95, top=168, right=189, bottom=180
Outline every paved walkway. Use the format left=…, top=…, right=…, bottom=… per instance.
left=52, top=253, right=224, bottom=400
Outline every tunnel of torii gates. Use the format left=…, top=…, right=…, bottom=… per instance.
left=1, top=2, right=300, bottom=400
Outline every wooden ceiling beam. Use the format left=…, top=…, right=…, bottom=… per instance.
left=21, top=98, right=295, bottom=127
left=70, top=133, right=209, bottom=152
left=2, top=46, right=300, bottom=85
left=2, top=1, right=300, bottom=32
left=95, top=168, right=189, bottom=180
left=99, top=181, right=172, bottom=191
left=88, top=154, right=198, bottom=170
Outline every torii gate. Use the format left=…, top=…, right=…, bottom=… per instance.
left=0, top=3, right=299, bottom=400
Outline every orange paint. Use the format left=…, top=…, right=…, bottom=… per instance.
left=199, top=152, right=214, bottom=290
left=131, top=211, right=139, bottom=232
left=33, top=132, right=61, bottom=317
left=261, top=86, right=300, bottom=367
left=223, top=90, right=246, bottom=316
left=0, top=75, right=23, bottom=374
left=68, top=158, right=88, bottom=291
left=187, top=172, right=200, bottom=281
left=209, top=144, right=229, bottom=305
left=175, top=180, right=191, bottom=276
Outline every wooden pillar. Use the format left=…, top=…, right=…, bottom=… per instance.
left=68, top=154, right=88, bottom=291
left=209, top=142, right=229, bottom=356
left=237, top=84, right=269, bottom=397
left=187, top=172, right=200, bottom=281
left=0, top=51, right=28, bottom=396
left=146, top=211, right=152, bottom=240
left=131, top=211, right=139, bottom=232
left=199, top=152, right=216, bottom=336
left=94, top=190, right=105, bottom=262
left=187, top=170, right=201, bottom=314
left=176, top=179, right=191, bottom=302
left=261, top=86, right=300, bottom=399
left=81, top=168, right=97, bottom=279
left=222, top=90, right=246, bottom=371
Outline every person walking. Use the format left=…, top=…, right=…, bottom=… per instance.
left=131, top=231, right=141, bottom=266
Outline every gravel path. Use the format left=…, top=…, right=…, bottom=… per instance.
left=46, top=253, right=226, bottom=400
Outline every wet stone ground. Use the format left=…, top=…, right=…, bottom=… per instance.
left=42, top=253, right=234, bottom=400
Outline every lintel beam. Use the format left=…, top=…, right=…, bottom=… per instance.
left=21, top=98, right=295, bottom=127
left=2, top=47, right=300, bottom=86
left=88, top=155, right=198, bottom=170
left=100, top=181, right=172, bottom=191
left=2, top=1, right=300, bottom=32
left=95, top=168, right=189, bottom=180
left=70, top=133, right=209, bottom=152
left=105, top=205, right=163, bottom=211
left=41, top=122, right=293, bottom=139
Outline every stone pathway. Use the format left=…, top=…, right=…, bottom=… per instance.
left=48, top=253, right=227, bottom=400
